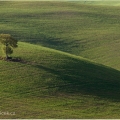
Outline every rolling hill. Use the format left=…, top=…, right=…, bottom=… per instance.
left=0, top=1, right=120, bottom=119
left=0, top=42, right=120, bottom=98
left=0, top=1, right=120, bottom=70
left=80, top=1, right=120, bottom=6
left=0, top=42, right=120, bottom=118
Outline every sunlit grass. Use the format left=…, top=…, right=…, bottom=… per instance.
left=0, top=1, right=120, bottom=70
left=0, top=42, right=120, bottom=118
left=0, top=1, right=120, bottom=118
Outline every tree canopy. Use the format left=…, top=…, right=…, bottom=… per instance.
left=0, top=34, right=18, bottom=59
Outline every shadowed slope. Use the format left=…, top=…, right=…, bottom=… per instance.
left=0, top=42, right=120, bottom=100
left=0, top=1, right=120, bottom=71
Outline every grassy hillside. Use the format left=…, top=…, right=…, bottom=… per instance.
left=0, top=42, right=120, bottom=118
left=78, top=1, right=120, bottom=6
left=0, top=1, right=120, bottom=70
left=0, top=42, right=120, bottom=98
left=0, top=1, right=120, bottom=118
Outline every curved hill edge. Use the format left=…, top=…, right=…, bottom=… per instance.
left=0, top=42, right=120, bottom=100
left=18, top=42, right=120, bottom=72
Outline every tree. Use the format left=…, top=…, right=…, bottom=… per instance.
left=0, top=34, right=18, bottom=59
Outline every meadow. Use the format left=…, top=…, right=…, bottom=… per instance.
left=0, top=1, right=120, bottom=118
left=0, top=1, right=120, bottom=70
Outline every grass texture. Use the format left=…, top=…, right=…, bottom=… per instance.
left=0, top=1, right=120, bottom=118
left=0, top=1, right=120, bottom=70
left=0, top=42, right=120, bottom=118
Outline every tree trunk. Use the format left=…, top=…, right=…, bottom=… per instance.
left=6, top=54, right=8, bottom=60
left=5, top=44, right=8, bottom=60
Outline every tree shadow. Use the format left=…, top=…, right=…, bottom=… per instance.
left=0, top=56, right=22, bottom=62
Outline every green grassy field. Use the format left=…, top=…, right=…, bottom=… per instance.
left=0, top=1, right=120, bottom=70
left=0, top=42, right=120, bottom=118
left=78, top=1, right=120, bottom=6
left=0, top=1, right=120, bottom=119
